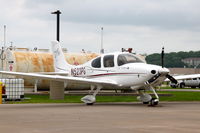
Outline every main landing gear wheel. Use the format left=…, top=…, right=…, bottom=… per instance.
left=86, top=103, right=94, bottom=106
left=81, top=95, right=96, bottom=105
left=180, top=83, right=185, bottom=88
left=143, top=102, right=149, bottom=104
left=81, top=85, right=102, bottom=105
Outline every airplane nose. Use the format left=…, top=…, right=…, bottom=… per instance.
left=143, top=64, right=169, bottom=75
left=158, top=67, right=169, bottom=75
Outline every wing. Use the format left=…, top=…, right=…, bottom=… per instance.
left=0, top=71, right=118, bottom=86
left=37, top=72, right=69, bottom=75
left=165, top=74, right=200, bottom=81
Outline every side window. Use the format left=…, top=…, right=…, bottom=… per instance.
left=104, top=55, right=114, bottom=67
left=92, top=57, right=101, bottom=68
left=118, top=55, right=127, bottom=66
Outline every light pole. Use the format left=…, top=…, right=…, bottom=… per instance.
left=100, top=27, right=104, bottom=54
left=51, top=10, right=61, bottom=42
left=4, top=25, right=6, bottom=47
left=0, top=25, right=6, bottom=72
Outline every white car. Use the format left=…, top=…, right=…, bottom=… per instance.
left=170, top=78, right=200, bottom=88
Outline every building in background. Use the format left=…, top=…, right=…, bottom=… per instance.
left=182, top=58, right=200, bottom=68
left=169, top=68, right=200, bottom=75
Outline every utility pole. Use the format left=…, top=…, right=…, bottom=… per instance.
left=100, top=27, right=104, bottom=54
left=0, top=25, right=6, bottom=72
left=51, top=10, right=61, bottom=42
left=4, top=25, right=6, bottom=47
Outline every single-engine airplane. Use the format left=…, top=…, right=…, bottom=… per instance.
left=0, top=41, right=178, bottom=106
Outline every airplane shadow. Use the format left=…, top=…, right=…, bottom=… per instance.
left=0, top=102, right=166, bottom=110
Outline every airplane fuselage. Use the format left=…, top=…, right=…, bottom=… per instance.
left=68, top=52, right=169, bottom=90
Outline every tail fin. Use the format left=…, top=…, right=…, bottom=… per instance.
left=51, top=41, right=72, bottom=72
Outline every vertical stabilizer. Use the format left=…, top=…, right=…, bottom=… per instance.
left=51, top=41, right=72, bottom=72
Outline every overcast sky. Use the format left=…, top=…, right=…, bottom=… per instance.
left=0, top=0, right=200, bottom=54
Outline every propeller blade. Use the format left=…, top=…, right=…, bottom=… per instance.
left=161, top=47, right=164, bottom=68
left=166, top=74, right=178, bottom=84
left=147, top=73, right=161, bottom=84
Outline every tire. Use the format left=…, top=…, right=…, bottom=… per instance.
left=180, top=83, right=185, bottom=88
left=149, top=98, right=158, bottom=106
left=171, top=85, right=176, bottom=88
left=173, top=86, right=177, bottom=88
left=86, top=103, right=94, bottom=105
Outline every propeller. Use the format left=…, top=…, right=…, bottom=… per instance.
left=161, top=47, right=164, bottom=68
left=166, top=74, right=177, bottom=84
left=161, top=47, right=178, bottom=84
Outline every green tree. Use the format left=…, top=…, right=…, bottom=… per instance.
left=146, top=51, right=200, bottom=68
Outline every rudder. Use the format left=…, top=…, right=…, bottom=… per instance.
left=51, top=41, right=72, bottom=72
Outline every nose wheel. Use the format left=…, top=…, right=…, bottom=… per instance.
left=142, top=98, right=159, bottom=106
left=138, top=86, right=159, bottom=106
left=149, top=98, right=159, bottom=106
left=149, top=86, right=159, bottom=106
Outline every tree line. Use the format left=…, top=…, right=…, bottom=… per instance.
left=145, top=51, right=200, bottom=68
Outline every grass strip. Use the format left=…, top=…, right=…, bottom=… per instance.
left=6, top=91, right=200, bottom=104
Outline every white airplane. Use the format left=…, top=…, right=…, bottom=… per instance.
left=165, top=74, right=200, bottom=88
left=166, top=74, right=200, bottom=81
left=0, top=41, right=178, bottom=106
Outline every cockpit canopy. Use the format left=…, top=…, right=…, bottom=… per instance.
left=117, top=54, right=143, bottom=66
left=91, top=53, right=144, bottom=68
left=92, top=57, right=101, bottom=68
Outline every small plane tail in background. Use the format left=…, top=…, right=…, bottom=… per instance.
left=51, top=41, right=72, bottom=72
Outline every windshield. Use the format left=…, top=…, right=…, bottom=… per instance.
left=91, top=57, right=101, bottom=68
left=117, top=54, right=143, bottom=66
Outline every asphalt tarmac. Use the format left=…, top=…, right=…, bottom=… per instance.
left=0, top=102, right=200, bottom=133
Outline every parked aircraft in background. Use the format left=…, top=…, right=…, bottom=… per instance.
left=166, top=74, right=200, bottom=88
left=0, top=41, right=178, bottom=106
